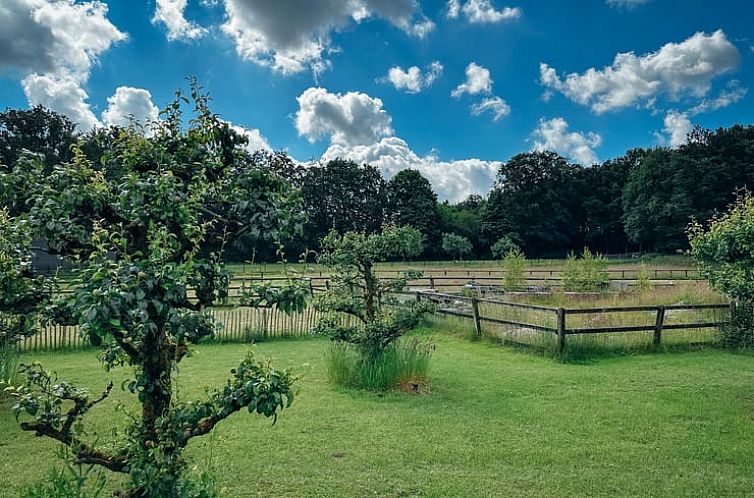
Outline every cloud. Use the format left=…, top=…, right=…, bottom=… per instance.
left=153, top=0, right=207, bottom=41
left=0, top=0, right=126, bottom=130
left=386, top=61, right=443, bottom=93
left=295, top=87, right=393, bottom=146
left=452, top=62, right=493, bottom=97
left=660, top=111, right=692, bottom=147
left=227, top=122, right=271, bottom=152
left=452, top=63, right=511, bottom=122
left=297, top=86, right=498, bottom=201
left=471, top=96, right=510, bottom=121
left=220, top=0, right=434, bottom=75
left=688, top=80, right=747, bottom=115
left=22, top=74, right=101, bottom=131
left=446, top=0, right=521, bottom=24
left=322, top=137, right=499, bottom=203
left=606, top=0, right=650, bottom=8
left=540, top=30, right=740, bottom=114
left=102, top=87, right=160, bottom=129
left=532, top=117, right=602, bottom=165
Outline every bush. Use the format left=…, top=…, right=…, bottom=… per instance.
left=325, top=338, right=433, bottom=391
left=563, top=248, right=609, bottom=292
left=490, top=236, right=520, bottom=259
left=635, top=263, right=651, bottom=293
left=501, top=248, right=526, bottom=291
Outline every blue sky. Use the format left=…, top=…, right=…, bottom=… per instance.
left=1, top=0, right=752, bottom=201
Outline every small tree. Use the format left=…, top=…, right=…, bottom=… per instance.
left=563, top=248, right=609, bottom=292
left=315, top=225, right=432, bottom=369
left=4, top=85, right=306, bottom=497
left=490, top=235, right=520, bottom=259
left=442, top=233, right=473, bottom=261
left=689, top=192, right=754, bottom=347
left=501, top=247, right=527, bottom=292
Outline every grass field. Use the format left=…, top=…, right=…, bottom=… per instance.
left=3, top=322, right=754, bottom=497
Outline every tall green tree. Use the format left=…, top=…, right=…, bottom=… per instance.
left=386, top=169, right=440, bottom=256
left=482, top=151, right=582, bottom=257
left=300, top=159, right=387, bottom=250
left=441, top=233, right=473, bottom=261
left=0, top=106, right=77, bottom=173
left=4, top=85, right=305, bottom=497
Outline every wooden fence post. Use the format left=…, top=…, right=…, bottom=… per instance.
left=653, top=305, right=665, bottom=346
left=557, top=308, right=566, bottom=354
left=471, top=297, right=482, bottom=340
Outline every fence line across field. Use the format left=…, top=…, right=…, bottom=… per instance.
left=413, top=291, right=732, bottom=352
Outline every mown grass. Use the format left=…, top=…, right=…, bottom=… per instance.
left=3, top=325, right=754, bottom=497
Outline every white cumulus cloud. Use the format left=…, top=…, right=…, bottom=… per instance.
left=446, top=0, right=521, bottom=23
left=295, top=87, right=393, bottom=146
left=660, top=111, right=693, bottom=147
left=296, top=86, right=499, bottom=201
left=0, top=0, right=127, bottom=131
left=386, top=61, right=443, bottom=93
left=220, top=0, right=434, bottom=75
left=153, top=0, right=207, bottom=41
left=322, top=137, right=499, bottom=203
left=532, top=117, right=602, bottom=165
left=452, top=62, right=493, bottom=97
left=22, top=74, right=101, bottom=131
left=540, top=30, right=740, bottom=114
left=102, top=87, right=160, bottom=129
left=227, top=122, right=271, bottom=152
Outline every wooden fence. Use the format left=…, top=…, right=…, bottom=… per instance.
left=416, top=291, right=731, bottom=352
left=17, top=304, right=338, bottom=353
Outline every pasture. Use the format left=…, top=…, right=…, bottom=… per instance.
left=3, top=321, right=754, bottom=498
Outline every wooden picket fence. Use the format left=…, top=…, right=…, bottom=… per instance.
left=16, top=304, right=341, bottom=353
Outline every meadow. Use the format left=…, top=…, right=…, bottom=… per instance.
left=3, top=319, right=754, bottom=498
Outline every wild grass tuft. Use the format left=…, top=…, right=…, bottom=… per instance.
left=324, top=339, right=433, bottom=391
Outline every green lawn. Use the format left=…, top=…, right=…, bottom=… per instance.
left=2, top=327, right=754, bottom=497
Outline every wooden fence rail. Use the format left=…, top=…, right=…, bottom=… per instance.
left=415, top=291, right=731, bottom=352
left=16, top=305, right=341, bottom=353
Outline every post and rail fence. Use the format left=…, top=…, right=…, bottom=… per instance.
left=413, top=291, right=732, bottom=352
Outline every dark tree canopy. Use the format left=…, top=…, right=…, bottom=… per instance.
left=386, top=169, right=440, bottom=256
left=0, top=105, right=77, bottom=173
left=300, top=159, right=387, bottom=249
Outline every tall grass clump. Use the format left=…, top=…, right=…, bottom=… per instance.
left=325, top=338, right=433, bottom=391
left=0, top=342, right=20, bottom=392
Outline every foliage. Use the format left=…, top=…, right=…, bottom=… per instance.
left=2, top=83, right=305, bottom=497
left=299, top=159, right=387, bottom=250
left=314, top=225, right=432, bottom=384
left=501, top=247, right=527, bottom=292
left=562, top=248, right=609, bottom=292
left=689, top=192, right=754, bottom=347
left=0, top=105, right=77, bottom=176
left=441, top=233, right=473, bottom=261
left=0, top=208, right=51, bottom=349
left=386, top=169, right=441, bottom=256
left=490, top=235, right=520, bottom=259
left=634, top=263, right=651, bottom=293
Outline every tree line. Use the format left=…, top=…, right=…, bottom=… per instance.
left=2, top=105, right=753, bottom=260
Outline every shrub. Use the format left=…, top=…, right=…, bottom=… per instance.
left=635, top=263, right=652, bottom=293
left=501, top=247, right=526, bottom=291
left=563, top=248, right=609, bottom=292
left=490, top=236, right=520, bottom=259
